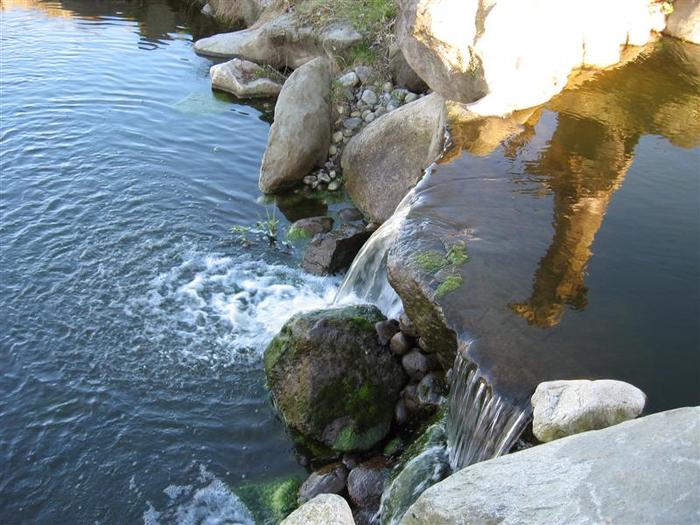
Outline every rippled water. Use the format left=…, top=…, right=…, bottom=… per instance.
left=1, top=2, right=339, bottom=522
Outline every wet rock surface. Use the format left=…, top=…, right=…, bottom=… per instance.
left=288, top=216, right=333, bottom=238
left=402, top=408, right=700, bottom=525
left=347, top=457, right=391, bottom=510
left=302, top=223, right=373, bottom=276
left=264, top=305, right=406, bottom=453
left=298, top=462, right=349, bottom=504
left=209, top=58, right=283, bottom=98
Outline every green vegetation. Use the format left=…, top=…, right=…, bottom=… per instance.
left=236, top=476, right=304, bottom=524
left=436, top=275, right=464, bottom=299
left=252, top=64, right=287, bottom=83
left=231, top=207, right=281, bottom=246
left=415, top=250, right=448, bottom=273
left=286, top=225, right=311, bottom=242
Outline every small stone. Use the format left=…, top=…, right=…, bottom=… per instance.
left=375, top=319, right=400, bottom=346
left=399, top=313, right=417, bottom=338
left=329, top=145, right=338, bottom=156
left=361, top=109, right=372, bottom=119
left=363, top=113, right=375, bottom=123
left=355, top=65, right=372, bottom=84
left=404, top=92, right=419, bottom=103
left=343, top=129, right=354, bottom=138
left=361, top=89, right=378, bottom=106
left=387, top=101, right=399, bottom=112
left=339, top=207, right=363, bottom=221
left=337, top=105, right=348, bottom=115
left=338, top=71, right=359, bottom=88
left=395, top=398, right=408, bottom=425
left=303, top=175, right=317, bottom=185
left=311, top=180, right=319, bottom=190
left=374, top=107, right=387, bottom=118
left=390, top=332, right=412, bottom=356
left=350, top=110, right=361, bottom=118
left=343, top=117, right=363, bottom=130
left=332, top=131, right=344, bottom=144
left=402, top=384, right=420, bottom=412
left=328, top=180, right=341, bottom=191
left=347, top=457, right=390, bottom=509
left=298, top=462, right=348, bottom=504
left=381, top=92, right=392, bottom=105
left=289, top=216, right=333, bottom=237
left=401, top=349, right=432, bottom=380
left=341, top=87, right=355, bottom=101
left=329, top=170, right=337, bottom=179
left=382, top=81, right=393, bottom=93
left=417, top=371, right=446, bottom=407
left=318, top=172, right=331, bottom=184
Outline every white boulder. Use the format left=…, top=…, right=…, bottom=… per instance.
left=665, top=0, right=700, bottom=44
left=531, top=379, right=646, bottom=442
left=210, top=58, right=282, bottom=98
left=281, top=494, right=355, bottom=525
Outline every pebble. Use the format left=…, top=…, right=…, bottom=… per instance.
left=343, top=128, right=354, bottom=137
left=417, top=371, right=445, bottom=407
left=338, top=71, right=359, bottom=88
left=329, top=144, right=337, bottom=156
left=343, top=117, right=363, bottom=130
left=364, top=113, right=375, bottom=123
left=374, top=107, right=387, bottom=118
left=390, top=332, right=412, bottom=356
left=328, top=180, right=340, bottom=191
left=303, top=175, right=317, bottom=185
left=361, top=89, right=378, bottom=106
left=337, top=105, right=347, bottom=115
left=375, top=319, right=400, bottom=346
left=318, top=172, right=331, bottom=184
left=404, top=92, right=419, bottom=103
left=382, top=81, right=393, bottom=93
left=395, top=398, right=408, bottom=425
left=387, top=101, right=399, bottom=112
left=355, top=65, right=372, bottom=84
left=332, top=131, right=344, bottom=144
left=329, top=170, right=337, bottom=179
left=401, top=349, right=432, bottom=381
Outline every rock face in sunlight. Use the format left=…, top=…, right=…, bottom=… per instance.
left=264, top=305, right=407, bottom=454
left=531, top=379, right=646, bottom=442
left=665, top=0, right=700, bottom=44
left=342, top=93, right=446, bottom=224
left=204, top=0, right=277, bottom=28
left=259, top=57, right=331, bottom=192
left=401, top=408, right=700, bottom=525
left=281, top=494, right=355, bottom=525
left=397, top=0, right=667, bottom=113
left=210, top=58, right=283, bottom=98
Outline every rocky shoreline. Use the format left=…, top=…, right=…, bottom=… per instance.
left=189, top=1, right=700, bottom=523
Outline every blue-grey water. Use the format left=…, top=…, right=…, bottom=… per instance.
left=1, top=2, right=339, bottom=523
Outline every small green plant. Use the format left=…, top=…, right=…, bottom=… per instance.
left=446, top=242, right=469, bottom=266
left=256, top=207, right=280, bottom=244
left=415, top=250, right=447, bottom=273
left=436, top=274, right=464, bottom=299
left=286, top=225, right=311, bottom=242
left=253, top=64, right=287, bottom=83
left=230, top=225, right=252, bottom=246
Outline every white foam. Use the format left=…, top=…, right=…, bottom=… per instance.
left=129, top=252, right=338, bottom=368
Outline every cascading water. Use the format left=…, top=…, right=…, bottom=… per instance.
left=446, top=347, right=530, bottom=470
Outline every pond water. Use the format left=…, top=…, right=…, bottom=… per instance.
left=1, top=1, right=341, bottom=523
left=409, top=38, right=700, bottom=413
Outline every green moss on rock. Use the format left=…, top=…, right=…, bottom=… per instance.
left=236, top=475, right=304, bottom=525
left=435, top=274, right=463, bottom=299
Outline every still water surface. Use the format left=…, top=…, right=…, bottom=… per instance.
left=1, top=1, right=338, bottom=523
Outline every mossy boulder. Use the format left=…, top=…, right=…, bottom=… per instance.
left=265, top=305, right=407, bottom=454
left=236, top=475, right=304, bottom=525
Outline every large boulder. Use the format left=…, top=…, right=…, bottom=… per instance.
left=402, top=407, right=700, bottom=524
left=665, top=0, right=700, bottom=44
left=342, top=93, right=446, bottom=224
left=397, top=0, right=666, bottom=113
left=194, top=13, right=361, bottom=68
left=281, top=494, right=355, bottom=525
left=531, top=379, right=647, bottom=442
left=205, top=0, right=277, bottom=27
left=264, top=305, right=407, bottom=453
left=210, top=58, right=283, bottom=98
left=259, top=57, right=331, bottom=192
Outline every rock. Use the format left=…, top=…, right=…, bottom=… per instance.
left=289, top=216, right=334, bottom=238
left=259, top=58, right=331, bottom=192
left=342, top=454, right=360, bottom=471
left=194, top=13, right=360, bottom=68
left=265, top=305, right=406, bottom=453
left=355, top=66, right=372, bottom=84
left=415, top=372, right=445, bottom=407
left=403, top=92, right=418, bottom=104
left=382, top=82, right=393, bottom=93
left=333, top=131, right=345, bottom=144
left=318, top=172, right=331, bottom=184
left=298, top=463, right=349, bottom=504
left=401, top=408, right=700, bottom=525
left=343, top=117, right=363, bottom=130
left=210, top=58, right=283, bottom=98
left=376, top=319, right=400, bottom=346
left=347, top=457, right=390, bottom=509
left=396, top=0, right=665, bottom=113
left=281, top=494, right=355, bottom=525
left=665, top=0, right=700, bottom=44
left=339, top=71, right=360, bottom=88
left=201, top=3, right=213, bottom=17
left=379, top=417, right=450, bottom=525
left=394, top=399, right=409, bottom=425
left=302, top=224, right=373, bottom=276
left=339, top=207, right=363, bottom=221
left=363, top=113, right=376, bottom=123
left=531, top=379, right=647, bottom=442
left=401, top=350, right=432, bottom=380
left=390, top=46, right=429, bottom=93
left=398, top=313, right=417, bottom=338
left=329, top=145, right=338, bottom=156
left=361, top=89, right=379, bottom=106
left=328, top=180, right=341, bottom=191
left=342, top=93, right=445, bottom=223
left=401, top=384, right=420, bottom=413
left=204, top=0, right=276, bottom=28
left=390, top=333, right=413, bottom=357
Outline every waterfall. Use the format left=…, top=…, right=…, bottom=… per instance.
left=446, top=346, right=530, bottom=470
left=333, top=185, right=419, bottom=318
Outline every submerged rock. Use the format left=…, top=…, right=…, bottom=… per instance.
left=301, top=224, right=372, bottom=276
left=665, top=0, right=700, bottom=44
left=298, top=462, right=348, bottom=504
left=402, top=408, right=700, bottom=524
left=259, top=57, right=331, bottom=192
left=342, top=93, right=446, bottom=223
left=210, top=58, right=283, bottom=98
left=288, top=216, right=334, bottom=239
left=531, top=379, right=646, bottom=442
left=281, top=493, right=355, bottom=525
left=265, top=305, right=406, bottom=454
left=236, top=475, right=304, bottom=524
